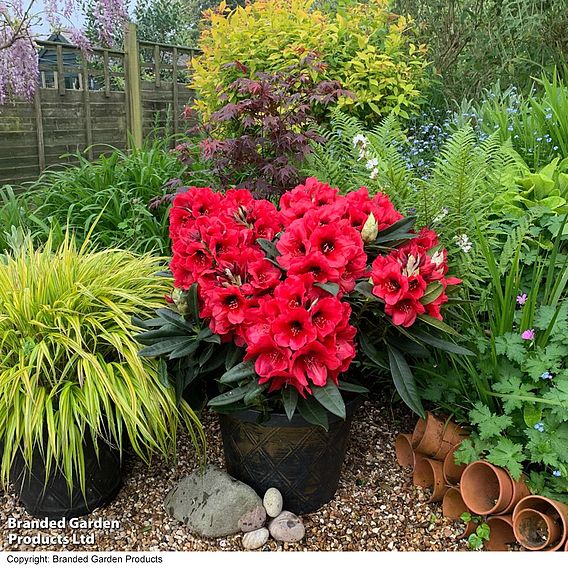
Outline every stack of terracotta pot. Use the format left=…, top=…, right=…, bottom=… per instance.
left=396, top=412, right=568, bottom=551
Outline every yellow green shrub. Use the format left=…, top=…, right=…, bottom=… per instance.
left=190, top=0, right=429, bottom=123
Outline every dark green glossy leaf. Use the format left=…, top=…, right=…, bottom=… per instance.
left=220, top=360, right=256, bottom=384
left=225, top=346, right=245, bottom=371
left=386, top=344, right=425, bottom=418
left=188, top=283, right=200, bottom=321
left=420, top=281, right=444, bottom=305
left=409, top=328, right=474, bottom=356
left=338, top=381, right=369, bottom=394
left=354, top=281, right=378, bottom=300
left=138, top=337, right=191, bottom=357
left=243, top=382, right=267, bottom=405
left=417, top=314, right=460, bottom=336
left=297, top=398, right=329, bottom=431
left=257, top=238, right=279, bottom=259
left=312, top=381, right=346, bottom=419
left=208, top=385, right=250, bottom=406
left=168, top=339, right=200, bottom=359
left=282, top=387, right=298, bottom=421
left=359, top=331, right=388, bottom=370
left=315, top=282, right=340, bottom=296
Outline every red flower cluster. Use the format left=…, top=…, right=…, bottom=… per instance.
left=168, top=178, right=459, bottom=393
left=370, top=228, right=461, bottom=327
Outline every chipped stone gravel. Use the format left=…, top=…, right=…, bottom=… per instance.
left=0, top=394, right=469, bottom=551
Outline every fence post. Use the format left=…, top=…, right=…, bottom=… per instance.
left=124, top=22, right=143, bottom=147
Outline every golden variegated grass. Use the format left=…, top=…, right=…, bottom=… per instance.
left=0, top=234, right=205, bottom=493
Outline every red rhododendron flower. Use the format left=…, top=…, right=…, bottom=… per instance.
left=244, top=336, right=291, bottom=378
left=371, top=257, right=408, bottom=305
left=272, top=307, right=317, bottom=351
left=385, top=295, right=426, bottom=327
left=291, top=341, right=340, bottom=387
left=168, top=178, right=461, bottom=395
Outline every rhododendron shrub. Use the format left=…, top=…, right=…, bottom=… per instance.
left=139, top=177, right=466, bottom=426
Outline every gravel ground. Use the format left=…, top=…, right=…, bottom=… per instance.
left=0, top=393, right=469, bottom=552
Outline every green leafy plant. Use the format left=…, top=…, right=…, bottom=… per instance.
left=494, top=157, right=568, bottom=216
left=191, top=0, right=429, bottom=124
left=303, top=112, right=520, bottom=290
left=446, top=216, right=568, bottom=502
left=394, top=0, right=568, bottom=103
left=0, top=233, right=205, bottom=492
left=460, top=512, right=490, bottom=550
left=3, top=137, right=214, bottom=255
left=462, top=72, right=568, bottom=169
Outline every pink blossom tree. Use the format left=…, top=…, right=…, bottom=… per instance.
left=0, top=0, right=126, bottom=104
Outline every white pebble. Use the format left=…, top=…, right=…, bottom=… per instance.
left=263, top=487, right=283, bottom=518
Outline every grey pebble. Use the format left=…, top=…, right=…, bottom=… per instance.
left=242, top=527, right=269, bottom=550
left=268, top=510, right=305, bottom=543
left=238, top=505, right=267, bottom=533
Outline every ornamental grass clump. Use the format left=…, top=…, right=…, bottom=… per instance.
left=138, top=178, right=471, bottom=427
left=0, top=233, right=205, bottom=492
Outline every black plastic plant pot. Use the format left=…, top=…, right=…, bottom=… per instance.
left=9, top=434, right=122, bottom=520
left=218, top=396, right=362, bottom=515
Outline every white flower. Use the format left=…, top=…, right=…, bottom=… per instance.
left=365, top=157, right=379, bottom=171
left=454, top=234, right=473, bottom=253
left=352, top=134, right=369, bottom=149
left=433, top=207, right=449, bottom=223
left=369, top=167, right=379, bottom=180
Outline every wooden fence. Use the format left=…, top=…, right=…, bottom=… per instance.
left=0, top=24, right=199, bottom=186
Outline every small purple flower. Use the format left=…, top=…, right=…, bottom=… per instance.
left=540, top=371, right=553, bottom=380
left=516, top=293, right=528, bottom=305
left=553, top=470, right=562, bottom=477
left=521, top=329, right=535, bottom=340
left=534, top=422, right=545, bottom=432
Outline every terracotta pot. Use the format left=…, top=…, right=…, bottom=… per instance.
left=412, top=412, right=444, bottom=454
left=413, top=456, right=447, bottom=502
left=486, top=515, right=517, bottom=551
left=502, top=475, right=531, bottom=514
left=512, top=495, right=568, bottom=552
left=443, top=442, right=467, bottom=486
left=395, top=433, right=415, bottom=470
left=442, top=488, right=476, bottom=538
left=460, top=461, right=513, bottom=515
left=513, top=508, right=562, bottom=551
left=412, top=412, right=467, bottom=460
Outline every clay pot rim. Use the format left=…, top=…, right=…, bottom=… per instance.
left=460, top=460, right=513, bottom=515
left=513, top=507, right=562, bottom=551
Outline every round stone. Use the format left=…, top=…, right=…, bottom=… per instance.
left=268, top=511, right=305, bottom=543
left=242, top=527, right=269, bottom=550
left=238, top=505, right=267, bottom=533
left=263, top=487, right=283, bottom=518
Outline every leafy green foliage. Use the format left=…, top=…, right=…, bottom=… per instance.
left=191, top=0, right=429, bottom=124
left=0, top=138, right=213, bottom=255
left=394, top=0, right=568, bottom=103
left=464, top=73, right=568, bottom=169
left=445, top=217, right=568, bottom=501
left=0, top=234, right=205, bottom=492
left=460, top=513, right=491, bottom=550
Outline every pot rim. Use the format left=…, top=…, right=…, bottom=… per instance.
left=216, top=394, right=364, bottom=428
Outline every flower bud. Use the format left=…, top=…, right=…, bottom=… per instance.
left=172, top=288, right=190, bottom=316
left=361, top=212, right=378, bottom=243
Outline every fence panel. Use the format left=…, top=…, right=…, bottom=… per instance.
left=0, top=27, right=198, bottom=187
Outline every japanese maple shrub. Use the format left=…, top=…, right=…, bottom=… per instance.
left=177, top=57, right=351, bottom=198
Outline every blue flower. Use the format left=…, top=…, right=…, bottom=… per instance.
left=534, top=422, right=545, bottom=432
left=540, top=371, right=552, bottom=380
left=553, top=470, right=561, bottom=477
left=545, top=113, right=553, bottom=120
